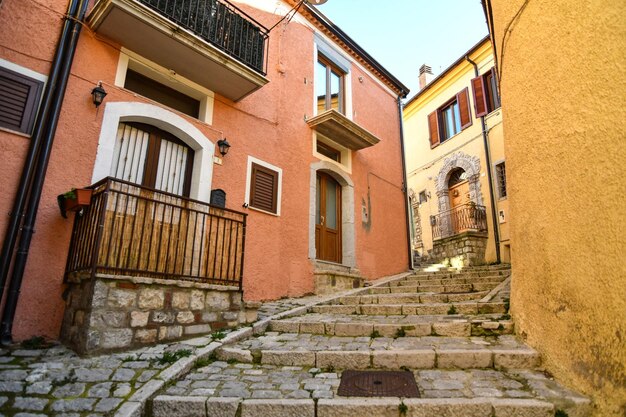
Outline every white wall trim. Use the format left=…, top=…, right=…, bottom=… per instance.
left=0, top=58, right=47, bottom=83
left=92, top=102, right=215, bottom=202
left=244, top=156, right=283, bottom=216
left=115, top=48, right=215, bottom=124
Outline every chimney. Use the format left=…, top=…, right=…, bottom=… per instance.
left=419, top=64, right=433, bottom=90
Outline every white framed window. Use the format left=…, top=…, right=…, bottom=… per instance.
left=314, top=34, right=352, bottom=119
left=495, top=161, right=507, bottom=199
left=0, top=58, right=46, bottom=135
left=313, top=134, right=352, bottom=174
left=115, top=49, right=214, bottom=124
left=244, top=156, right=283, bottom=216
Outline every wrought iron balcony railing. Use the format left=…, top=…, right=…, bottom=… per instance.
left=65, top=178, right=246, bottom=288
left=138, top=0, right=268, bottom=74
left=431, top=203, right=488, bottom=240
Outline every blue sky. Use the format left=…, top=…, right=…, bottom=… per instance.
left=314, top=0, right=488, bottom=98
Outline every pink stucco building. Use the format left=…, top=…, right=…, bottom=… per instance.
left=0, top=0, right=410, bottom=350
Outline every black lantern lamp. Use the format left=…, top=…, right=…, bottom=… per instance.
left=91, top=81, right=107, bottom=108
left=217, top=138, right=231, bottom=157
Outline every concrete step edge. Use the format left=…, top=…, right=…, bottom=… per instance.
left=150, top=396, right=557, bottom=417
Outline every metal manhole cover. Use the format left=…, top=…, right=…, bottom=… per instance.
left=337, top=370, right=420, bottom=397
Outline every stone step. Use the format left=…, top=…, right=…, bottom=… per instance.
left=311, top=301, right=507, bottom=316
left=151, top=361, right=590, bottom=417
left=400, top=275, right=507, bottom=285
left=364, top=283, right=501, bottom=294
left=215, top=334, right=540, bottom=371
left=268, top=313, right=513, bottom=337
left=333, top=291, right=488, bottom=305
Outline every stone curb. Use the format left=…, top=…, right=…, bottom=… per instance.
left=215, top=347, right=540, bottom=370
left=480, top=275, right=511, bottom=303
left=151, top=397, right=555, bottom=417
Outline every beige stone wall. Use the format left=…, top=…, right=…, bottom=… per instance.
left=486, top=0, right=626, bottom=415
left=403, top=41, right=506, bottom=264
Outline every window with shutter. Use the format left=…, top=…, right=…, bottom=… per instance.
left=0, top=66, right=43, bottom=134
left=250, top=163, right=279, bottom=214
left=427, top=110, right=440, bottom=148
left=457, top=88, right=472, bottom=129
left=428, top=87, right=476, bottom=148
left=471, top=68, right=500, bottom=117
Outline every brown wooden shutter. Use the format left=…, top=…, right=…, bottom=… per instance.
left=0, top=67, right=43, bottom=134
left=427, top=110, right=440, bottom=148
left=471, top=76, right=488, bottom=118
left=250, top=163, right=278, bottom=213
left=457, top=87, right=472, bottom=129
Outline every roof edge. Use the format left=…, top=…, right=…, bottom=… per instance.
left=404, top=35, right=490, bottom=106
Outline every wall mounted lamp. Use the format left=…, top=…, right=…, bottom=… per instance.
left=217, top=139, right=231, bottom=157
left=91, top=81, right=107, bottom=108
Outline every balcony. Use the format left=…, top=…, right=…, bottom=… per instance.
left=65, top=178, right=246, bottom=287
left=431, top=203, right=487, bottom=241
left=87, top=0, right=269, bottom=101
left=306, top=109, right=381, bottom=150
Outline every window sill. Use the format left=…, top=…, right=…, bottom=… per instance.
left=248, top=205, right=280, bottom=217
left=0, top=126, right=31, bottom=138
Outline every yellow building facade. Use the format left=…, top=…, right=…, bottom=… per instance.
left=403, top=38, right=509, bottom=267
left=483, top=1, right=626, bottom=415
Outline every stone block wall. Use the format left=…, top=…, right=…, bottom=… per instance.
left=61, top=275, right=257, bottom=355
left=431, top=231, right=488, bottom=267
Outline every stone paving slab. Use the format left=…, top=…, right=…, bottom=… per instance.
left=215, top=334, right=540, bottom=370
left=311, top=301, right=507, bottom=316
left=153, top=362, right=588, bottom=416
left=268, top=313, right=514, bottom=337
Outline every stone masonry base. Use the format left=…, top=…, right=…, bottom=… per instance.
left=431, top=231, right=488, bottom=267
left=61, top=274, right=257, bottom=355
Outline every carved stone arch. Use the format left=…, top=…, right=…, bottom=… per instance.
left=435, top=152, right=483, bottom=216
left=308, top=161, right=356, bottom=267
left=92, top=102, right=215, bottom=202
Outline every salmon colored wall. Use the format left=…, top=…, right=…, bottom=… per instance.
left=0, top=0, right=408, bottom=339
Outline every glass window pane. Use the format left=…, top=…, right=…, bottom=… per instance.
left=316, top=61, right=327, bottom=112
left=316, top=175, right=321, bottom=225
left=453, top=102, right=461, bottom=134
left=325, top=180, right=337, bottom=229
left=330, top=71, right=341, bottom=112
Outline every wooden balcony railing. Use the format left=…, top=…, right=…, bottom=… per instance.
left=138, top=0, right=268, bottom=74
left=65, top=178, right=246, bottom=288
left=431, top=203, right=488, bottom=241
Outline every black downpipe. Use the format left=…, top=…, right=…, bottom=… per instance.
left=0, top=0, right=80, bottom=310
left=0, top=0, right=89, bottom=344
left=397, top=95, right=414, bottom=270
left=465, top=55, right=501, bottom=264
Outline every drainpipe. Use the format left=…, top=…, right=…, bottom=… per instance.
left=0, top=0, right=81, bottom=313
left=397, top=95, right=414, bottom=270
left=465, top=55, right=501, bottom=264
left=0, top=0, right=89, bottom=344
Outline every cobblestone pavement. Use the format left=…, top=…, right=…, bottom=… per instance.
left=0, top=333, right=226, bottom=417
left=160, top=360, right=587, bottom=404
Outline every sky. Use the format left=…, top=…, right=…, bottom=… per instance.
left=313, top=0, right=489, bottom=99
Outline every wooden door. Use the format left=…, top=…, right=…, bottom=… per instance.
left=448, top=180, right=470, bottom=233
left=315, top=172, right=342, bottom=263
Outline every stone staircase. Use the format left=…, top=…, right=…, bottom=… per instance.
left=149, top=264, right=590, bottom=417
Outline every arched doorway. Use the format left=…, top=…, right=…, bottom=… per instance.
left=316, top=172, right=342, bottom=263
left=448, top=168, right=470, bottom=233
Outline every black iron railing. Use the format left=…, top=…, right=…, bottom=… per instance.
left=431, top=203, right=487, bottom=240
left=138, top=0, right=268, bottom=74
left=65, top=177, right=246, bottom=288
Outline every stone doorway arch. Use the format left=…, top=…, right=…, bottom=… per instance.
left=435, top=151, right=483, bottom=214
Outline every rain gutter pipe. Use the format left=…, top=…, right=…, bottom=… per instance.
left=397, top=95, right=414, bottom=270
left=0, top=0, right=81, bottom=309
left=0, top=0, right=89, bottom=344
left=465, top=55, right=501, bottom=264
